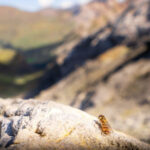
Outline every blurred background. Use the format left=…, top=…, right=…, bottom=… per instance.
left=0, top=0, right=150, bottom=144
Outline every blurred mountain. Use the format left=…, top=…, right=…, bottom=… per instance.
left=0, top=6, right=74, bottom=50
left=0, top=0, right=127, bottom=97
left=75, top=0, right=128, bottom=36
left=0, top=6, right=78, bottom=97
left=34, top=0, right=150, bottom=143
left=0, top=0, right=128, bottom=49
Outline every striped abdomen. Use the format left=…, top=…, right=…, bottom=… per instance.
left=98, top=115, right=112, bottom=135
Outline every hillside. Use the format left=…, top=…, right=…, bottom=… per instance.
left=75, top=0, right=128, bottom=36
left=0, top=0, right=127, bottom=97
left=33, top=0, right=150, bottom=143
left=0, top=6, right=74, bottom=49
left=0, top=6, right=77, bottom=97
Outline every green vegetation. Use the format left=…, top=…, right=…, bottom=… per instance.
left=0, top=7, right=77, bottom=97
left=0, top=48, right=16, bottom=64
left=14, top=71, right=43, bottom=85
left=0, top=7, right=74, bottom=50
left=12, top=18, right=74, bottom=50
left=0, top=71, right=44, bottom=97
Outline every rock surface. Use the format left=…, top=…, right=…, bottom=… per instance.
left=75, top=0, right=127, bottom=36
left=0, top=98, right=150, bottom=150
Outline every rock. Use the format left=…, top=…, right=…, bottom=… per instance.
left=75, top=0, right=128, bottom=36
left=0, top=98, right=150, bottom=150
left=113, top=0, right=150, bottom=40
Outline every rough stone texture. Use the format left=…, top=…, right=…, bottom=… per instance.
left=0, top=98, right=150, bottom=150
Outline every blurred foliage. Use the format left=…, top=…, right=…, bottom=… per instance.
left=0, top=48, right=16, bottom=64
left=0, top=71, right=44, bottom=97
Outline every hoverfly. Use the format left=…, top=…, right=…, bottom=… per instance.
left=98, top=115, right=112, bottom=135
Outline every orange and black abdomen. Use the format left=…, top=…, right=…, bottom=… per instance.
left=98, top=115, right=112, bottom=135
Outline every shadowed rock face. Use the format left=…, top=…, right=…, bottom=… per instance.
left=0, top=98, right=150, bottom=150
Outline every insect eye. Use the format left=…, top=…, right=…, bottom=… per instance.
left=99, top=115, right=104, bottom=119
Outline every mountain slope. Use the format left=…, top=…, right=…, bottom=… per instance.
left=0, top=6, right=74, bottom=50
left=35, top=0, right=150, bottom=142
left=75, top=0, right=128, bottom=36
left=0, top=0, right=128, bottom=98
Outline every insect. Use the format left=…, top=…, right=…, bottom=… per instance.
left=98, top=115, right=112, bottom=135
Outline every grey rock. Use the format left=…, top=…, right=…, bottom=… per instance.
left=0, top=98, right=150, bottom=150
